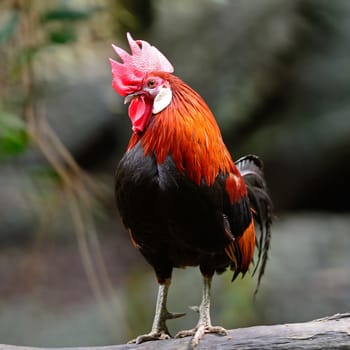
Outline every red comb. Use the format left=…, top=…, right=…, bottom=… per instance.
left=109, top=33, right=174, bottom=96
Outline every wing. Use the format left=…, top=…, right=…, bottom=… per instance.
left=222, top=170, right=256, bottom=280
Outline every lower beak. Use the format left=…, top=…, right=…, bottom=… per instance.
left=124, top=91, right=142, bottom=104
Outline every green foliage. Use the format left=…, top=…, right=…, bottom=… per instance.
left=41, top=6, right=101, bottom=23
left=0, top=112, right=28, bottom=158
left=49, top=27, right=76, bottom=44
left=40, top=4, right=103, bottom=44
left=11, top=46, right=40, bottom=80
left=0, top=2, right=103, bottom=160
left=31, top=165, right=61, bottom=183
left=0, top=10, right=19, bottom=45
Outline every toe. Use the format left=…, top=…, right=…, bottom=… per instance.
left=192, top=325, right=227, bottom=347
left=128, top=331, right=171, bottom=344
left=175, top=329, right=196, bottom=338
left=206, top=326, right=227, bottom=335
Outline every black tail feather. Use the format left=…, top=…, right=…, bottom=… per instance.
left=235, top=155, right=273, bottom=294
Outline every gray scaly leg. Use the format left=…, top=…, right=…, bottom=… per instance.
left=129, top=278, right=185, bottom=344
left=175, top=275, right=227, bottom=347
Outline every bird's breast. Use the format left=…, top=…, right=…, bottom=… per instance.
left=115, top=141, right=233, bottom=256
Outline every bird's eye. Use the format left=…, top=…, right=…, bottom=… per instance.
left=147, top=79, right=156, bottom=88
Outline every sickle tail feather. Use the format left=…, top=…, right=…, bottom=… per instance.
left=235, top=155, right=273, bottom=294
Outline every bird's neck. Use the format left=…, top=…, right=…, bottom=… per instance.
left=127, top=77, right=236, bottom=185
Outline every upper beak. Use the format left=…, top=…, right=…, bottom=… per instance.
left=124, top=91, right=142, bottom=104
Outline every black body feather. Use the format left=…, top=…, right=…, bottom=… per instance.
left=115, top=141, right=254, bottom=282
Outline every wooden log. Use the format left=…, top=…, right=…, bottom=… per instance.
left=1, top=313, right=350, bottom=350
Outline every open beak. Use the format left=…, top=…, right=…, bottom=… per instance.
left=124, top=91, right=142, bottom=104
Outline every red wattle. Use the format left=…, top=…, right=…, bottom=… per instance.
left=128, top=95, right=153, bottom=133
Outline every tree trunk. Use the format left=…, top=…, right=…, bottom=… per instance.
left=1, top=313, right=350, bottom=350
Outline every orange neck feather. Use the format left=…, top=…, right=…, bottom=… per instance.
left=127, top=74, right=238, bottom=186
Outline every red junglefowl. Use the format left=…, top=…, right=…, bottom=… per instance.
left=109, top=33, right=272, bottom=346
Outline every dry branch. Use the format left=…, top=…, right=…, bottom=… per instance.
left=1, top=313, right=350, bottom=350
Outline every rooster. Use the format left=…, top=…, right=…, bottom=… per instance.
left=110, top=33, right=272, bottom=346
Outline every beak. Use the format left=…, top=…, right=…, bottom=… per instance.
left=124, top=91, right=142, bottom=104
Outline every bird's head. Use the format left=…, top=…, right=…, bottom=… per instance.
left=109, top=33, right=174, bottom=133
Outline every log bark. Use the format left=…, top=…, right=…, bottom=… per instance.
left=1, top=313, right=350, bottom=350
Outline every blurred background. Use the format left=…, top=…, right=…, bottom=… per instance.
left=1, top=0, right=350, bottom=346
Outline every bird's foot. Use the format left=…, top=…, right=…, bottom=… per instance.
left=128, top=330, right=171, bottom=344
left=128, top=310, right=186, bottom=344
left=175, top=325, right=227, bottom=347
